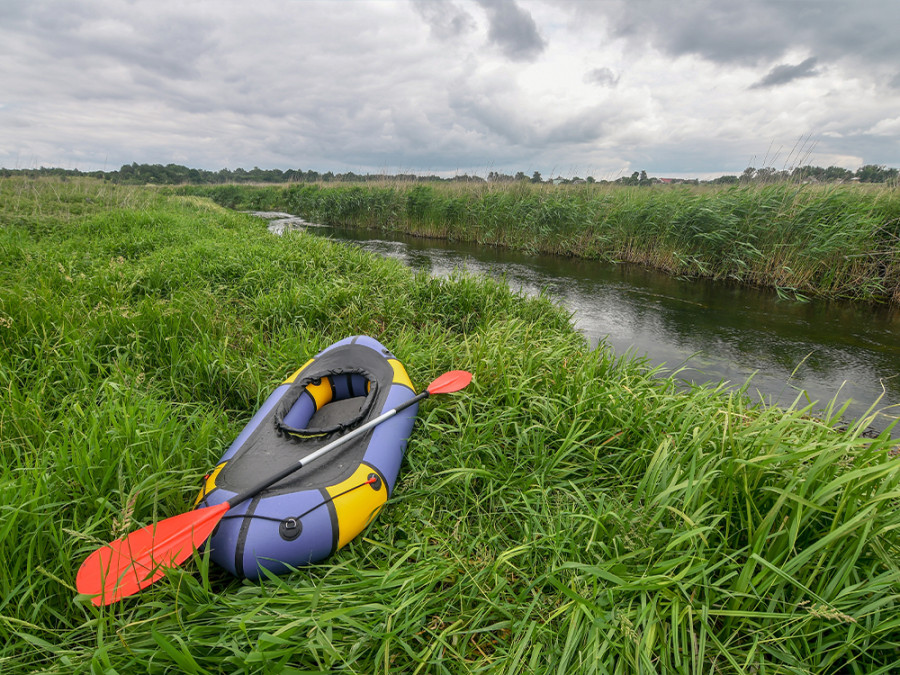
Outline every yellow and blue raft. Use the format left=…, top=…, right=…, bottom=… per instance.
left=195, top=336, right=418, bottom=579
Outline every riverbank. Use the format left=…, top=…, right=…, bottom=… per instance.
left=258, top=213, right=900, bottom=439
left=179, top=181, right=900, bottom=305
left=2, top=178, right=899, bottom=673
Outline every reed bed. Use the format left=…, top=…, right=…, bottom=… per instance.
left=2, top=177, right=899, bottom=673
left=182, top=181, right=900, bottom=304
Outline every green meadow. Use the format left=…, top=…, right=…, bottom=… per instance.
left=182, top=181, right=900, bottom=304
left=1, top=177, right=899, bottom=673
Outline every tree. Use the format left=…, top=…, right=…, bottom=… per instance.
left=531, top=171, right=542, bottom=183
left=711, top=175, right=739, bottom=185
left=856, top=164, right=898, bottom=183
left=824, top=166, right=853, bottom=181
left=618, top=171, right=640, bottom=186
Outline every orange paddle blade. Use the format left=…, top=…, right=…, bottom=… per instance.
left=76, top=502, right=230, bottom=606
left=426, top=370, right=472, bottom=395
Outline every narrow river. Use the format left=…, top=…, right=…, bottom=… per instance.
left=260, top=212, right=900, bottom=436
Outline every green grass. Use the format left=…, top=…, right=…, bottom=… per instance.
left=180, top=181, right=900, bottom=304
left=2, top=177, right=899, bottom=673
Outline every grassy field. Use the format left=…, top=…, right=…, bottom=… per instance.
left=180, top=181, right=900, bottom=305
left=2, top=177, right=899, bottom=673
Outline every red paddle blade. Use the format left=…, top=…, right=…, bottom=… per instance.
left=76, top=502, right=230, bottom=606
left=427, top=370, right=473, bottom=395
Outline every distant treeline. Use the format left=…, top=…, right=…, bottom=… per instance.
left=1, top=162, right=898, bottom=185
left=0, top=164, right=461, bottom=185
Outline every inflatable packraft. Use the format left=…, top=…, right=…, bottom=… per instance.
left=194, top=336, right=418, bottom=579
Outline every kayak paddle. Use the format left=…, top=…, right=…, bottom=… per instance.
left=76, top=369, right=472, bottom=606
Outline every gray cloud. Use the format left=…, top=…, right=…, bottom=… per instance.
left=751, top=57, right=820, bottom=89
left=411, top=0, right=476, bottom=40
left=474, top=0, right=546, bottom=61
left=5, top=2, right=216, bottom=81
left=602, top=1, right=796, bottom=65
left=448, top=73, right=632, bottom=151
left=566, top=0, right=900, bottom=72
left=543, top=106, right=610, bottom=145
left=584, top=67, right=619, bottom=88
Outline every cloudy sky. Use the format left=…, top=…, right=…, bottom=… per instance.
left=2, top=0, right=899, bottom=179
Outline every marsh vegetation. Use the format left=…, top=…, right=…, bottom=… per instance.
left=186, top=181, right=900, bottom=305
left=1, top=178, right=899, bottom=673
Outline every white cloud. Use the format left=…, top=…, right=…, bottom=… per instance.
left=866, top=117, right=900, bottom=137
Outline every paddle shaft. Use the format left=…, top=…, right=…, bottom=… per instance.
left=225, top=389, right=429, bottom=508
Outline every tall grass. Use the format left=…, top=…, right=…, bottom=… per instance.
left=2, top=177, right=899, bottom=673
left=182, top=181, right=900, bottom=304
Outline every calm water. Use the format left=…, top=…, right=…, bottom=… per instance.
left=258, top=212, right=900, bottom=435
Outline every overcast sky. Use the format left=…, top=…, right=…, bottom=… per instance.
left=2, top=0, right=899, bottom=179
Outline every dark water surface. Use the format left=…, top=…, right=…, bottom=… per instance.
left=257, top=212, right=900, bottom=435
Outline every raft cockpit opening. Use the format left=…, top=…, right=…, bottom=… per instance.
left=277, top=371, right=377, bottom=439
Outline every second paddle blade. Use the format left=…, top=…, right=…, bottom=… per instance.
left=75, top=502, right=230, bottom=606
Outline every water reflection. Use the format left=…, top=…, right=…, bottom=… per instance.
left=258, top=214, right=900, bottom=435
